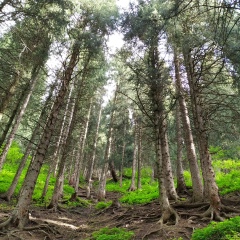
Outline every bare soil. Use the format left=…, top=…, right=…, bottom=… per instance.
left=0, top=188, right=240, bottom=240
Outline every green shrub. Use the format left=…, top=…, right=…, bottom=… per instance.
left=216, top=169, right=240, bottom=195
left=192, top=217, right=240, bottom=240
left=91, top=227, right=134, bottom=240
left=120, top=181, right=158, bottom=204
left=95, top=201, right=112, bottom=209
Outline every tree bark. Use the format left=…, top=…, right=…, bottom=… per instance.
left=1, top=81, right=56, bottom=202
left=175, top=102, right=187, bottom=194
left=129, top=112, right=138, bottom=191
left=184, top=48, right=221, bottom=219
left=174, top=50, right=203, bottom=202
left=137, top=117, right=142, bottom=190
left=85, top=102, right=102, bottom=185
left=48, top=85, right=77, bottom=210
left=10, top=41, right=80, bottom=228
left=97, top=84, right=118, bottom=201
left=0, top=70, right=21, bottom=122
left=0, top=65, right=40, bottom=171
left=41, top=82, right=75, bottom=200
left=71, top=98, right=92, bottom=200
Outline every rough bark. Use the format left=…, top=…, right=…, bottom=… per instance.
left=0, top=85, right=27, bottom=148
left=97, top=85, right=118, bottom=200
left=184, top=48, right=221, bottom=219
left=71, top=98, right=92, bottom=201
left=8, top=41, right=80, bottom=228
left=175, top=102, right=187, bottom=194
left=174, top=51, right=203, bottom=202
left=48, top=85, right=77, bottom=210
left=119, top=120, right=126, bottom=188
left=137, top=117, right=142, bottom=190
left=0, top=66, right=40, bottom=171
left=128, top=113, right=138, bottom=191
left=85, top=103, right=102, bottom=185
left=0, top=70, right=21, bottom=122
left=0, top=81, right=56, bottom=201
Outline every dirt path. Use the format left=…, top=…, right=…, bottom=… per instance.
left=0, top=189, right=240, bottom=240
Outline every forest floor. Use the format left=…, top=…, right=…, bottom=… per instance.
left=0, top=188, right=240, bottom=240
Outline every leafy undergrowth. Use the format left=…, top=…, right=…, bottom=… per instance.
left=106, top=167, right=159, bottom=204
left=192, top=216, right=240, bottom=240
left=89, top=227, right=134, bottom=240
left=95, top=200, right=112, bottom=209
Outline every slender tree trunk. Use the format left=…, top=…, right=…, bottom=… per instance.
left=174, top=51, right=203, bottom=201
left=9, top=41, right=80, bottom=228
left=184, top=49, right=222, bottom=220
left=0, top=66, right=40, bottom=171
left=71, top=99, right=92, bottom=201
left=175, top=102, right=187, bottom=194
left=160, top=116, right=178, bottom=201
left=156, top=126, right=179, bottom=225
left=129, top=113, right=138, bottom=191
left=0, top=85, right=27, bottom=147
left=48, top=86, right=77, bottom=210
left=85, top=103, right=102, bottom=185
left=0, top=81, right=56, bottom=202
left=0, top=70, right=21, bottom=122
left=119, top=120, right=126, bottom=188
left=97, top=85, right=118, bottom=201
left=137, top=117, right=142, bottom=190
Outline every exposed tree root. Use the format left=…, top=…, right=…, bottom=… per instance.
left=157, top=207, right=180, bottom=226
left=0, top=215, right=13, bottom=229
left=200, top=205, right=224, bottom=221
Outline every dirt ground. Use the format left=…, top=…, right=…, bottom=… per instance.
left=0, top=188, right=240, bottom=240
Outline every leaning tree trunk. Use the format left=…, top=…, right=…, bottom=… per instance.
left=71, top=98, right=92, bottom=201
left=0, top=81, right=55, bottom=201
left=42, top=83, right=75, bottom=200
left=0, top=66, right=40, bottom=171
left=175, top=102, right=187, bottom=195
left=0, top=69, right=21, bottom=122
left=85, top=102, right=102, bottom=196
left=48, top=85, right=77, bottom=210
left=129, top=113, right=138, bottom=191
left=97, top=85, right=118, bottom=201
left=184, top=49, right=222, bottom=220
left=155, top=126, right=179, bottom=225
left=0, top=85, right=27, bottom=148
left=137, top=117, right=142, bottom=190
left=5, top=41, right=80, bottom=229
left=119, top=119, right=126, bottom=188
left=174, top=50, right=203, bottom=202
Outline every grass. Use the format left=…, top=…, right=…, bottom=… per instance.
left=90, top=227, right=134, bottom=240
left=192, top=216, right=240, bottom=240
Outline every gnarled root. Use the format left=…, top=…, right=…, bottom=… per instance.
left=200, top=205, right=224, bottom=221
left=0, top=216, right=13, bottom=229
left=157, top=207, right=180, bottom=226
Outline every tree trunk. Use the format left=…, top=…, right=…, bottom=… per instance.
left=119, top=120, right=126, bottom=188
left=85, top=102, right=102, bottom=185
left=48, top=85, right=77, bottom=210
left=0, top=70, right=21, bottom=122
left=0, top=66, right=40, bottom=171
left=97, top=85, right=118, bottom=200
left=71, top=99, right=92, bottom=200
left=184, top=48, right=222, bottom=219
left=129, top=113, right=138, bottom=191
left=10, top=41, right=80, bottom=228
left=41, top=82, right=75, bottom=200
left=137, top=117, right=142, bottom=190
left=0, top=85, right=27, bottom=148
left=174, top=50, right=203, bottom=202
left=156, top=127, right=179, bottom=225
left=0, top=81, right=56, bottom=202
left=175, top=102, right=187, bottom=194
